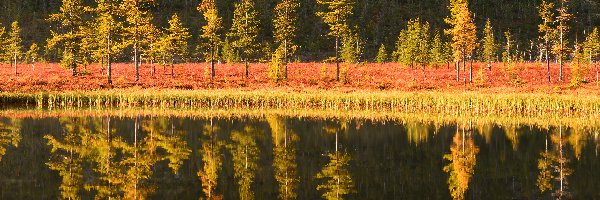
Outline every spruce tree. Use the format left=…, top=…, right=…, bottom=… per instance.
left=481, top=19, right=498, bottom=70
left=446, top=0, right=478, bottom=83
left=538, top=0, right=556, bottom=83
left=229, top=0, right=260, bottom=79
left=502, top=30, right=514, bottom=63
left=123, top=0, right=158, bottom=82
left=394, top=18, right=429, bottom=69
left=159, top=14, right=191, bottom=79
left=25, top=43, right=40, bottom=71
left=273, top=0, right=300, bottom=80
left=8, top=21, right=23, bottom=75
left=555, top=0, right=573, bottom=82
left=94, top=0, right=127, bottom=84
left=429, top=32, right=450, bottom=67
left=221, top=38, right=238, bottom=64
left=47, top=0, right=87, bottom=76
left=198, top=0, right=223, bottom=80
left=317, top=0, right=354, bottom=81
left=570, top=43, right=587, bottom=86
left=375, top=44, right=388, bottom=64
left=584, top=28, right=600, bottom=85
left=0, top=25, right=6, bottom=63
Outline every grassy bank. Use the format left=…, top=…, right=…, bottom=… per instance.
left=1, top=89, right=599, bottom=118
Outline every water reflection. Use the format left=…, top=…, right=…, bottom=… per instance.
left=443, top=123, right=479, bottom=200
left=0, top=115, right=598, bottom=199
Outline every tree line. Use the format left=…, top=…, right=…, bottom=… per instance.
left=0, top=0, right=598, bottom=85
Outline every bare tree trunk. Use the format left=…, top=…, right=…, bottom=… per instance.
left=211, top=45, right=215, bottom=79
left=13, top=53, right=17, bottom=75
left=335, top=36, right=340, bottom=82
left=108, top=32, right=113, bottom=85
left=245, top=60, right=249, bottom=79
left=547, top=43, right=551, bottom=83
left=171, top=58, right=175, bottom=79
left=456, top=61, right=460, bottom=82
left=135, top=42, right=139, bottom=81
left=469, top=58, right=473, bottom=83
left=559, top=28, right=564, bottom=82
left=284, top=39, right=288, bottom=80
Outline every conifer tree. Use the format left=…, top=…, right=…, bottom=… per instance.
left=229, top=0, right=260, bottom=79
left=538, top=0, right=556, bottom=83
left=341, top=31, right=360, bottom=64
left=273, top=0, right=300, bottom=79
left=375, top=44, right=388, bottom=64
left=198, top=0, right=223, bottom=80
left=159, top=14, right=191, bottom=79
left=8, top=21, right=23, bottom=75
left=47, top=0, right=87, bottom=76
left=0, top=25, right=6, bottom=63
left=221, top=38, right=238, bottom=64
left=445, top=0, right=478, bottom=83
left=429, top=32, right=450, bottom=67
left=502, top=30, right=514, bottom=63
left=317, top=0, right=354, bottom=81
left=25, top=43, right=40, bottom=71
left=570, top=43, right=587, bottom=86
left=584, top=28, right=600, bottom=85
left=394, top=18, right=429, bottom=69
left=123, top=0, right=158, bottom=81
left=554, top=0, right=573, bottom=82
left=481, top=19, right=498, bottom=70
left=94, top=0, right=127, bottom=84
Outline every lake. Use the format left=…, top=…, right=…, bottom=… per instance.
left=0, top=114, right=598, bottom=199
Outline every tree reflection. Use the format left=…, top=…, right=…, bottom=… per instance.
left=443, top=124, right=479, bottom=200
left=154, top=117, right=192, bottom=174
left=0, top=119, right=21, bottom=162
left=228, top=126, right=260, bottom=200
left=45, top=117, right=86, bottom=200
left=536, top=126, right=572, bottom=199
left=198, top=119, right=224, bottom=200
left=267, top=116, right=298, bottom=200
left=316, top=120, right=354, bottom=200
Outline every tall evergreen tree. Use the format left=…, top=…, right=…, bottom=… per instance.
left=198, top=0, right=223, bottom=80
left=123, top=0, right=158, bottom=82
left=375, top=44, right=388, bottom=64
left=394, top=18, right=430, bottom=69
left=273, top=0, right=300, bottom=80
left=25, top=43, right=41, bottom=71
left=8, top=21, right=23, bottom=75
left=446, top=0, right=478, bottom=83
left=554, top=0, right=573, bottom=82
left=317, top=0, right=354, bottom=82
left=481, top=19, right=498, bottom=70
left=0, top=24, right=6, bottom=63
left=47, top=0, right=87, bottom=77
left=94, top=0, right=127, bottom=84
left=159, top=14, right=191, bottom=79
left=429, top=32, right=451, bottom=67
left=502, top=30, right=515, bottom=63
left=229, top=0, right=260, bottom=79
left=538, top=0, right=556, bottom=83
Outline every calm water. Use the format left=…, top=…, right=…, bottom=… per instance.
left=0, top=115, right=599, bottom=199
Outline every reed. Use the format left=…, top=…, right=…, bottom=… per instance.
left=1, top=89, right=599, bottom=118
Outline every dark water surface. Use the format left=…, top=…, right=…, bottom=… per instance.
left=0, top=116, right=599, bottom=199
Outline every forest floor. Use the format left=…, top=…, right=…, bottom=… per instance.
left=1, top=62, right=599, bottom=95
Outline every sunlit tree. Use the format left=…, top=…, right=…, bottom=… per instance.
left=93, top=0, right=127, bottom=84
left=159, top=14, right=191, bottom=79
left=229, top=0, right=260, bottom=79
left=538, top=0, right=556, bottom=83
left=317, top=0, right=354, bottom=81
left=394, top=18, right=430, bottom=69
left=47, top=0, right=87, bottom=76
left=445, top=0, right=478, bottom=82
left=122, top=0, right=158, bottom=81
left=7, top=21, right=23, bottom=75
left=481, top=19, right=498, bottom=70
left=198, top=0, right=223, bottom=79
left=25, top=43, right=41, bottom=71
left=584, top=28, right=600, bottom=85
left=375, top=44, right=388, bottom=64
left=273, top=0, right=299, bottom=80
left=554, top=0, right=573, bottom=82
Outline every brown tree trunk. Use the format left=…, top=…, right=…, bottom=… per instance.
left=335, top=37, right=340, bottom=82
left=211, top=45, right=215, bottom=79
left=135, top=42, right=139, bottom=81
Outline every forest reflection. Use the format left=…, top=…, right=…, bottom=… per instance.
left=0, top=116, right=599, bottom=199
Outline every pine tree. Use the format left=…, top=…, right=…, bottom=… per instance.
left=445, top=0, right=478, bottom=83
left=481, top=19, right=498, bottom=70
left=159, top=14, right=191, bottom=79
left=229, top=0, right=260, bottom=79
left=273, top=0, right=300, bottom=80
left=394, top=18, right=429, bottom=69
left=317, top=0, right=354, bottom=81
left=8, top=21, right=23, bottom=75
left=570, top=43, right=587, bottom=87
left=502, top=30, right=514, bottom=63
left=122, top=0, right=158, bottom=82
left=198, top=0, right=223, bottom=80
left=375, top=44, right=388, bottom=63
left=94, top=0, right=127, bottom=84
left=429, top=32, right=450, bottom=67
left=584, top=28, right=600, bottom=85
left=0, top=24, right=7, bottom=63
left=25, top=43, right=40, bottom=71
left=538, top=0, right=556, bottom=83
left=554, top=0, right=573, bottom=82
left=221, top=37, right=239, bottom=64
left=47, top=0, right=87, bottom=76
left=341, top=31, right=360, bottom=64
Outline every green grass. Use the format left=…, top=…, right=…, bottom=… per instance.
left=0, top=89, right=599, bottom=118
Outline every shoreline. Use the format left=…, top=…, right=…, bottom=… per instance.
left=1, top=89, right=599, bottom=118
